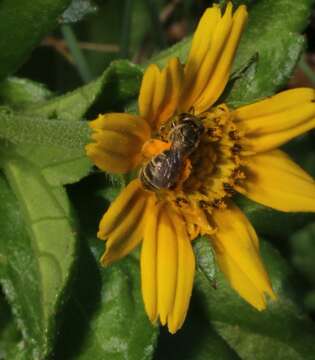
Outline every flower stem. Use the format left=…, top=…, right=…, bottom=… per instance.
left=299, top=56, right=315, bottom=87
left=146, top=0, right=167, bottom=49
left=120, top=0, right=133, bottom=58
left=61, top=25, right=93, bottom=83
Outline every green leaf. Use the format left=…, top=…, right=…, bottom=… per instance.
left=54, top=176, right=158, bottom=359
left=56, top=251, right=158, bottom=360
left=193, top=236, right=217, bottom=284
left=0, top=293, right=22, bottom=359
left=227, top=0, right=314, bottom=107
left=0, top=166, right=78, bottom=359
left=0, top=107, right=91, bottom=189
left=290, top=221, right=315, bottom=288
left=0, top=72, right=88, bottom=358
left=0, top=77, right=52, bottom=110
left=0, top=0, right=72, bottom=80
left=25, top=60, right=142, bottom=121
left=0, top=110, right=90, bottom=150
left=0, top=57, right=144, bottom=360
left=174, top=241, right=315, bottom=360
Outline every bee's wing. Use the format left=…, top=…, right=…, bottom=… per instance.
left=154, top=150, right=183, bottom=188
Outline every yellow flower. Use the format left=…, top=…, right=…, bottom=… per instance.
left=86, top=2, right=315, bottom=333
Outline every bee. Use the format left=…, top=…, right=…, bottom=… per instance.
left=140, top=113, right=204, bottom=191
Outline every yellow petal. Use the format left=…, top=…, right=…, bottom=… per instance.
left=86, top=113, right=150, bottom=173
left=98, top=179, right=144, bottom=238
left=157, top=205, right=178, bottom=325
left=98, top=179, right=150, bottom=265
left=179, top=4, right=222, bottom=112
left=158, top=58, right=184, bottom=126
left=234, top=88, right=315, bottom=120
left=138, top=58, right=183, bottom=129
left=100, top=194, right=147, bottom=265
left=167, top=210, right=195, bottom=334
left=138, top=64, right=159, bottom=126
left=236, top=150, right=315, bottom=212
left=141, top=196, right=161, bottom=322
left=239, top=102, right=315, bottom=136
left=194, top=5, right=247, bottom=113
left=212, top=203, right=276, bottom=310
left=185, top=5, right=221, bottom=80
left=243, top=119, right=315, bottom=154
left=180, top=3, right=248, bottom=113
left=234, top=88, right=315, bottom=153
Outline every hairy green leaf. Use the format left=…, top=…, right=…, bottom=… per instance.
left=0, top=293, right=22, bottom=359
left=0, top=56, right=144, bottom=360
left=56, top=251, right=158, bottom=360
left=193, top=240, right=315, bottom=360
left=227, top=0, right=314, bottom=106
left=25, top=60, right=142, bottom=121
left=0, top=0, right=72, bottom=80
left=0, top=78, right=52, bottom=110
left=0, top=168, right=78, bottom=359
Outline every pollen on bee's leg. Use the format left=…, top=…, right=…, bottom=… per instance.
left=141, top=139, right=171, bottom=161
left=174, top=159, right=192, bottom=191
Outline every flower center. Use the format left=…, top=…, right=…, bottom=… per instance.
left=182, top=105, right=245, bottom=204
left=140, top=104, right=246, bottom=238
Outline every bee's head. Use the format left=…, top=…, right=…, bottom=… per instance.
left=168, top=113, right=204, bottom=155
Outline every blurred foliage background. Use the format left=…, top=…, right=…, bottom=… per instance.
left=17, top=0, right=315, bottom=90
left=17, top=0, right=223, bottom=91
left=1, top=0, right=315, bottom=359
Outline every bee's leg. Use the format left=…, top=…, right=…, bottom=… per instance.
left=175, top=158, right=192, bottom=191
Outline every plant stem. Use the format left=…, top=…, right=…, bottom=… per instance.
left=146, top=0, right=167, bottom=49
left=299, top=56, right=315, bottom=87
left=61, top=25, right=93, bottom=83
left=120, top=0, right=133, bottom=58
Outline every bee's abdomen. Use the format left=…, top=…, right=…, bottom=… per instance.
left=140, top=150, right=183, bottom=191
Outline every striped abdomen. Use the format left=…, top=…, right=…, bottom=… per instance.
left=140, top=149, right=184, bottom=191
